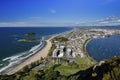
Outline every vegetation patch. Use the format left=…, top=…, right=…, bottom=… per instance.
left=47, top=43, right=56, bottom=56
left=25, top=32, right=36, bottom=36
left=54, top=61, right=80, bottom=76
left=0, top=56, right=120, bottom=80
left=52, top=37, right=68, bottom=42
left=18, top=38, right=39, bottom=42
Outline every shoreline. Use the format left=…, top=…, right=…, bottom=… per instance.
left=6, top=36, right=54, bottom=75
left=65, top=28, right=120, bottom=64
left=5, top=29, right=74, bottom=75
left=83, top=38, right=97, bottom=63
left=0, top=41, right=46, bottom=74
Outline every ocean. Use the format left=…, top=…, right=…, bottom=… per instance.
left=0, top=27, right=72, bottom=73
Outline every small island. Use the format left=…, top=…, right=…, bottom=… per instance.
left=18, top=38, right=39, bottom=42
left=25, top=32, right=36, bottom=36
left=18, top=32, right=39, bottom=42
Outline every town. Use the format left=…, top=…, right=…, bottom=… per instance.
left=51, top=28, right=120, bottom=63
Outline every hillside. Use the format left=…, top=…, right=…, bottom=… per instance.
left=68, top=56, right=120, bottom=80
left=0, top=56, right=120, bottom=80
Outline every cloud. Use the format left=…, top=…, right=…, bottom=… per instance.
left=1, top=16, right=120, bottom=27
left=0, top=22, right=36, bottom=27
left=74, top=16, right=120, bottom=26
left=49, top=9, right=56, bottom=14
left=99, top=21, right=109, bottom=24
left=116, top=19, right=120, bottom=23
left=29, top=16, right=41, bottom=19
left=96, top=16, right=119, bottom=24
left=0, top=21, right=72, bottom=27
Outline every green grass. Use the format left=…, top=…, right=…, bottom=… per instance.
left=54, top=58, right=95, bottom=76
left=52, top=37, right=68, bottom=42
left=23, top=71, right=38, bottom=80
left=75, top=58, right=94, bottom=70
left=75, top=58, right=93, bottom=65
left=54, top=65, right=80, bottom=76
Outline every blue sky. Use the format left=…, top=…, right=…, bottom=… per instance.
left=0, top=0, right=120, bottom=26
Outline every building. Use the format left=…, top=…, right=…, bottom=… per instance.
left=52, top=49, right=58, bottom=57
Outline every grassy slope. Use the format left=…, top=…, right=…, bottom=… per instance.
left=0, top=56, right=120, bottom=80
left=69, top=56, right=120, bottom=80
left=55, top=65, right=80, bottom=76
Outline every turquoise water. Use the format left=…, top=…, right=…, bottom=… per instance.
left=87, top=34, right=120, bottom=61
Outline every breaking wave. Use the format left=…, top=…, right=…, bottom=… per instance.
left=0, top=41, right=46, bottom=73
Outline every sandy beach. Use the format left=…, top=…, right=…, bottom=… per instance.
left=7, top=37, right=53, bottom=75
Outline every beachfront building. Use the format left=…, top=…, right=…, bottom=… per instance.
left=60, top=42, right=65, bottom=49
left=80, top=53, right=85, bottom=58
left=67, top=48, right=72, bottom=56
left=58, top=51, right=64, bottom=58
left=52, top=49, right=58, bottom=57
left=72, top=52, right=76, bottom=58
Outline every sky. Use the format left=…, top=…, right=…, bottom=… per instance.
left=0, top=0, right=120, bottom=26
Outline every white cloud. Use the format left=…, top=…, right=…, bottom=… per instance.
left=0, top=21, right=71, bottom=27
left=99, top=21, right=109, bottom=24
left=117, top=20, right=120, bottom=23
left=0, top=22, right=35, bottom=27
left=96, top=16, right=120, bottom=24
left=1, top=16, right=120, bottom=27
left=49, top=9, right=56, bottom=14
left=74, top=16, right=120, bottom=26
left=29, top=16, right=41, bottom=19
left=98, top=16, right=117, bottom=22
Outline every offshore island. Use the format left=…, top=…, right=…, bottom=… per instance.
left=18, top=32, right=40, bottom=42
left=1, top=28, right=120, bottom=80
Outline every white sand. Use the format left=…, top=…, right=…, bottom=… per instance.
left=7, top=37, right=53, bottom=75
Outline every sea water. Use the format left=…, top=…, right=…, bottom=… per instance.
left=0, top=27, right=72, bottom=73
